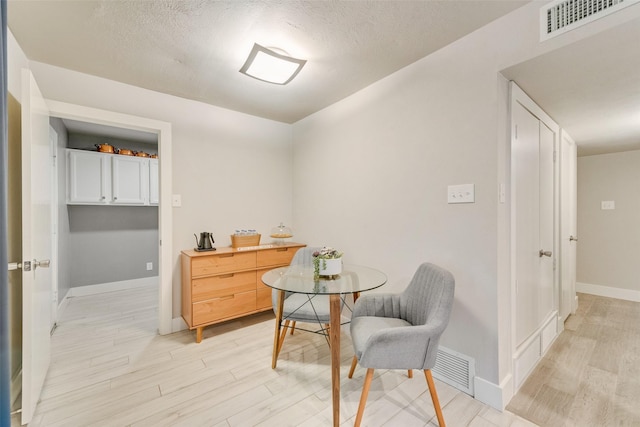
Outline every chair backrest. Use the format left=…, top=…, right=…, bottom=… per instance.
left=272, top=246, right=322, bottom=305
left=289, top=246, right=322, bottom=268
left=399, top=262, right=455, bottom=330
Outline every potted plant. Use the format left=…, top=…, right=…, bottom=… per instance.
left=313, top=247, right=343, bottom=280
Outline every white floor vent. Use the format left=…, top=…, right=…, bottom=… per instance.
left=540, top=0, right=639, bottom=41
left=431, top=346, right=475, bottom=396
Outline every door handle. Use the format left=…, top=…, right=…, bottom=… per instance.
left=7, top=262, right=22, bottom=271
left=539, top=250, right=552, bottom=258
left=34, top=259, right=51, bottom=270
left=569, top=235, right=578, bottom=242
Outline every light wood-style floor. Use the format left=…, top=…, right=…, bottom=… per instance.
left=16, top=284, right=543, bottom=426
left=507, top=292, right=640, bottom=426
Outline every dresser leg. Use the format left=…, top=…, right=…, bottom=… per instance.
left=196, top=327, right=203, bottom=343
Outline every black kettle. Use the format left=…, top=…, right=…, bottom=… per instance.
left=194, top=232, right=215, bottom=250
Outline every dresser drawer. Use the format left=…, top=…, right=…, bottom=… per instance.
left=257, top=246, right=300, bottom=268
left=192, top=290, right=256, bottom=325
left=192, top=271, right=256, bottom=303
left=192, top=252, right=256, bottom=276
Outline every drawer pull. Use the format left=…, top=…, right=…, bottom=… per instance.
left=218, top=295, right=234, bottom=301
left=276, top=248, right=288, bottom=252
left=220, top=253, right=234, bottom=258
left=218, top=273, right=234, bottom=279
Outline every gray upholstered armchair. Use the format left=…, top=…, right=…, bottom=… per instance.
left=348, top=262, right=455, bottom=427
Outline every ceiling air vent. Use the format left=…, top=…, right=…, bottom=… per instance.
left=540, top=0, right=640, bottom=40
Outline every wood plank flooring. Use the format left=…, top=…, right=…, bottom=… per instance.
left=507, top=292, right=640, bottom=426
left=16, top=284, right=540, bottom=426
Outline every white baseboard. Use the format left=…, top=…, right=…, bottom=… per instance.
left=474, top=374, right=512, bottom=411
left=172, top=316, right=187, bottom=333
left=68, top=276, right=159, bottom=297
left=576, top=282, right=640, bottom=302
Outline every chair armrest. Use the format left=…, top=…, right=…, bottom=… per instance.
left=359, top=323, right=444, bottom=370
left=352, top=293, right=401, bottom=319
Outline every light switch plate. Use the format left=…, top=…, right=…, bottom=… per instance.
left=172, top=194, right=182, bottom=207
left=601, top=200, right=615, bottom=210
left=448, top=184, right=475, bottom=204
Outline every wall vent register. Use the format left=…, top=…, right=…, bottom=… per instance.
left=540, top=0, right=639, bottom=40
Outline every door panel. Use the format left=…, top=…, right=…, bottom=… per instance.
left=21, top=69, right=52, bottom=425
left=513, top=102, right=540, bottom=346
left=560, top=131, right=577, bottom=320
left=538, top=122, right=555, bottom=321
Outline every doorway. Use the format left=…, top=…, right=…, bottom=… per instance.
left=45, top=99, right=173, bottom=335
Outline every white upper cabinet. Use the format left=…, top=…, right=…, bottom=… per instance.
left=112, top=155, right=148, bottom=205
left=66, top=149, right=157, bottom=206
left=67, top=149, right=110, bottom=204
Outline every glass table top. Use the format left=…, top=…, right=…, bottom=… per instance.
left=261, top=264, right=387, bottom=295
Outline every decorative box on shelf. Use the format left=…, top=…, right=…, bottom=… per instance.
left=231, top=233, right=261, bottom=248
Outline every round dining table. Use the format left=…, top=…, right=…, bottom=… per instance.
left=262, top=264, right=387, bottom=427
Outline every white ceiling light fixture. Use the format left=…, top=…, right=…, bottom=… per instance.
left=239, top=43, right=307, bottom=85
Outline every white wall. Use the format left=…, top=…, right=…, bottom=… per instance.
left=292, top=1, right=640, bottom=398
left=576, top=150, right=640, bottom=301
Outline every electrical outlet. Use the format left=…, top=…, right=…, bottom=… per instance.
left=172, top=194, right=182, bottom=207
left=146, top=262, right=153, bottom=271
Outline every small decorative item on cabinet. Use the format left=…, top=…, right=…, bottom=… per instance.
left=313, top=246, right=343, bottom=280
left=270, top=222, right=293, bottom=245
left=231, top=230, right=260, bottom=248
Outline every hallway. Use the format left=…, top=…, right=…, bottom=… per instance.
left=507, top=293, right=640, bottom=426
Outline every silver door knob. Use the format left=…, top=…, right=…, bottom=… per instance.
left=569, top=235, right=578, bottom=242
left=34, top=259, right=51, bottom=270
left=539, top=250, right=552, bottom=258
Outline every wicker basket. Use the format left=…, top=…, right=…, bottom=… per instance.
left=231, top=234, right=261, bottom=248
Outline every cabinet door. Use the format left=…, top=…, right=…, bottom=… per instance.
left=67, top=149, right=110, bottom=204
left=112, top=156, right=148, bottom=204
left=149, top=158, right=159, bottom=205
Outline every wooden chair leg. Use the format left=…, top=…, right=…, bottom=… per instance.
left=276, top=320, right=290, bottom=357
left=408, top=369, right=413, bottom=378
left=271, top=291, right=285, bottom=369
left=348, top=356, right=358, bottom=378
left=424, top=369, right=445, bottom=427
left=354, top=368, right=374, bottom=427
left=290, top=320, right=296, bottom=335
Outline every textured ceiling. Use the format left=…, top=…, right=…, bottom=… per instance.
left=8, top=0, right=528, bottom=123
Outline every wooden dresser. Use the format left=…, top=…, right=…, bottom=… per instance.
left=181, top=242, right=305, bottom=343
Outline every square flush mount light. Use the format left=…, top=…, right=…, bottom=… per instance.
left=239, top=43, right=306, bottom=85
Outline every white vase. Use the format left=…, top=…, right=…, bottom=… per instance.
left=319, top=258, right=342, bottom=276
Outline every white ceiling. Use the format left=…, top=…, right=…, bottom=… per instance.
left=8, top=0, right=527, bottom=124
left=8, top=1, right=640, bottom=156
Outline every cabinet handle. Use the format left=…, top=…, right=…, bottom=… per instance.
left=218, top=273, right=234, bottom=279
left=218, top=295, right=234, bottom=301
left=220, top=254, right=234, bottom=258
left=276, top=248, right=288, bottom=252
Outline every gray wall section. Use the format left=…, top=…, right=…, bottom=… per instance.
left=577, top=150, right=640, bottom=291
left=52, top=122, right=159, bottom=289
left=67, top=205, right=158, bottom=286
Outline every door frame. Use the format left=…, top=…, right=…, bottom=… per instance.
left=509, top=82, right=560, bottom=390
left=49, top=125, right=58, bottom=328
left=45, top=100, right=174, bottom=335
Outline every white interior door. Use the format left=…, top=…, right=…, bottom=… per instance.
left=513, top=101, right=556, bottom=346
left=21, top=69, right=52, bottom=425
left=559, top=130, right=577, bottom=320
